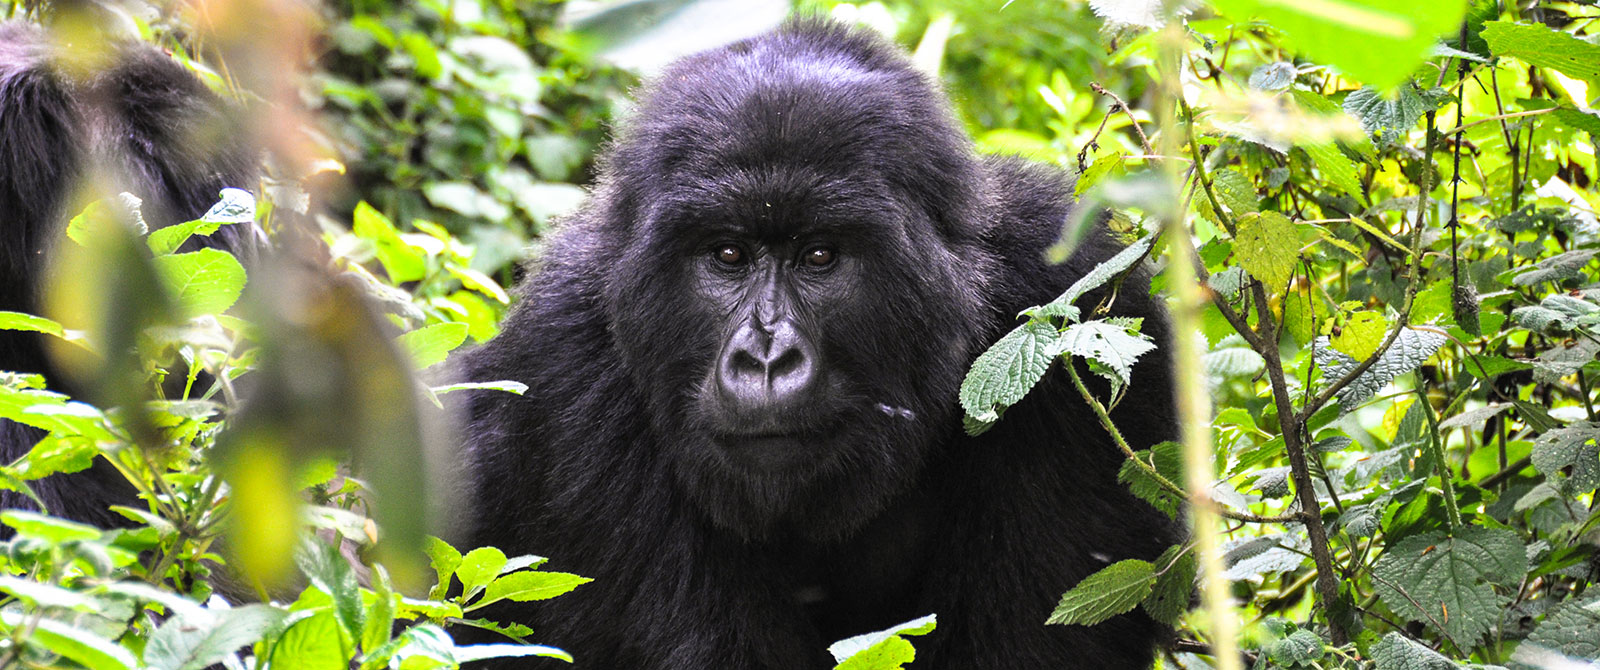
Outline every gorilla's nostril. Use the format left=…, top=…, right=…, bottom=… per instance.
left=768, top=347, right=803, bottom=378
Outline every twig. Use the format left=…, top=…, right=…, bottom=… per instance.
left=1092, top=82, right=1156, bottom=157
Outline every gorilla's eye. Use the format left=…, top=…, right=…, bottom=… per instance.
left=715, top=245, right=746, bottom=266
left=803, top=247, right=836, bottom=268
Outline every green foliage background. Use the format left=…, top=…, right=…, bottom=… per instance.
left=1, top=0, right=1598, bottom=669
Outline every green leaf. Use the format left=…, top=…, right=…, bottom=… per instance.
left=1, top=510, right=103, bottom=541
left=1040, top=234, right=1157, bottom=315
left=430, top=380, right=529, bottom=396
left=1481, top=21, right=1600, bottom=83
left=1142, top=545, right=1197, bottom=626
left=425, top=536, right=463, bottom=600
left=959, top=319, right=1061, bottom=423
left=828, top=614, right=936, bottom=670
left=1075, top=151, right=1125, bottom=198
left=1197, top=169, right=1259, bottom=226
left=352, top=202, right=427, bottom=283
left=1331, top=310, right=1387, bottom=360
left=1372, top=527, right=1528, bottom=648
left=270, top=611, right=350, bottom=670
left=1208, top=0, right=1466, bottom=90
left=153, top=248, right=247, bottom=318
left=364, top=568, right=398, bottom=654
left=147, top=220, right=225, bottom=256
left=1119, top=441, right=1185, bottom=519
left=1058, top=320, right=1156, bottom=388
left=1530, top=421, right=1600, bottom=492
left=0, top=611, right=137, bottom=670
left=1233, top=211, right=1299, bottom=293
left=1344, top=85, right=1448, bottom=143
left=1263, top=629, right=1326, bottom=667
left=1047, top=560, right=1155, bottom=626
left=0, top=311, right=66, bottom=337
left=144, top=605, right=285, bottom=670
left=1507, top=249, right=1598, bottom=286
left=1313, top=328, right=1447, bottom=410
left=1302, top=141, right=1365, bottom=202
left=454, top=643, right=574, bottom=664
left=0, top=576, right=97, bottom=610
left=1371, top=632, right=1463, bottom=670
left=478, top=571, right=591, bottom=606
left=1223, top=532, right=1309, bottom=580
left=456, top=546, right=508, bottom=595
left=1518, top=596, right=1600, bottom=667
left=397, top=322, right=470, bottom=370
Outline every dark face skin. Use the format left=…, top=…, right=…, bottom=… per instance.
left=602, top=164, right=988, bottom=539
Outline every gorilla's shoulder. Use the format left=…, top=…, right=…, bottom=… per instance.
left=978, top=155, right=1136, bottom=315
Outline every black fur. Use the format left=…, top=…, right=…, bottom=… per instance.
left=458, top=20, right=1180, bottom=668
left=0, top=21, right=256, bottom=527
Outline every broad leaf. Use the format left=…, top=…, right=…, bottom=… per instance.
left=959, top=319, right=1061, bottom=423
left=1233, top=211, right=1299, bottom=293
left=1047, top=559, right=1155, bottom=626
left=1372, top=527, right=1528, bottom=648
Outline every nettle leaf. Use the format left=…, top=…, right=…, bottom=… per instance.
left=1371, top=632, right=1464, bottom=670
left=1530, top=421, right=1600, bottom=492
left=1223, top=532, right=1309, bottom=581
left=1515, top=597, right=1600, bottom=668
left=1204, top=346, right=1265, bottom=381
left=1507, top=249, right=1598, bottom=286
left=1481, top=21, right=1600, bottom=83
left=1344, top=85, right=1448, bottom=143
left=1042, top=234, right=1157, bottom=314
left=1232, top=212, right=1299, bottom=293
left=1143, top=545, right=1196, bottom=626
left=1249, top=62, right=1297, bottom=91
left=1313, top=328, right=1448, bottom=411
left=1058, top=320, right=1156, bottom=388
left=1302, top=142, right=1365, bottom=202
left=1331, top=310, right=1387, bottom=360
left=1511, top=305, right=1569, bottom=334
left=1047, top=559, right=1155, bottom=626
left=1372, top=527, right=1528, bottom=648
left=960, top=320, right=1061, bottom=423
left=1207, top=0, right=1466, bottom=89
left=1263, top=629, right=1326, bottom=668
left=1118, top=441, right=1185, bottom=518
left=1437, top=403, right=1510, bottom=431
left=1532, top=337, right=1600, bottom=385
left=1198, top=169, right=1259, bottom=226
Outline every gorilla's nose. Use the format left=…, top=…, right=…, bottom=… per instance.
left=718, top=320, right=817, bottom=409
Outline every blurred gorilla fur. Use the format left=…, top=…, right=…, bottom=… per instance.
left=0, top=21, right=256, bottom=529
left=458, top=19, right=1181, bottom=669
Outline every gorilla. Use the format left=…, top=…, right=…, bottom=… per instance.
left=0, top=21, right=256, bottom=528
left=458, top=19, right=1180, bottom=669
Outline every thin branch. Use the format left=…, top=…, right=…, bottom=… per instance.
left=1091, top=82, right=1156, bottom=156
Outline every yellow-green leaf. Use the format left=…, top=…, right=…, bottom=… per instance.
left=1233, top=212, right=1300, bottom=293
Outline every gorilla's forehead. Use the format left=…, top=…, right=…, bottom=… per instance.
left=653, top=164, right=903, bottom=243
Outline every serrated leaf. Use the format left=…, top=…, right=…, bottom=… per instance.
left=479, top=571, right=591, bottom=605
left=1530, top=421, right=1600, bottom=492
left=1204, top=347, right=1265, bottom=380
left=960, top=320, right=1062, bottom=422
left=1372, top=527, right=1528, bottom=648
left=1198, top=169, right=1260, bottom=226
left=1508, top=249, right=1598, bottom=286
left=1533, top=337, right=1600, bottom=384
left=1313, top=328, right=1447, bottom=410
left=1437, top=403, right=1510, bottom=431
left=1047, top=559, right=1155, bottom=626
left=1076, top=151, right=1125, bottom=198
left=1551, top=107, right=1600, bottom=140
left=1045, top=235, right=1157, bottom=313
left=1233, top=211, right=1299, bottom=292
left=1303, top=141, right=1365, bottom=202
left=1207, top=0, right=1466, bottom=90
left=1332, top=310, right=1387, bottom=360
left=1264, top=629, right=1326, bottom=667
left=1481, top=21, right=1600, bottom=83
left=1371, top=632, right=1463, bottom=670
left=1515, top=597, right=1600, bottom=668
left=457, top=546, right=508, bottom=595
left=1249, top=62, right=1297, bottom=91
left=1118, top=441, right=1185, bottom=518
left=1142, top=545, right=1196, bottom=626
left=1223, top=532, right=1309, bottom=580
left=153, top=248, right=247, bottom=318
left=1058, top=320, right=1156, bottom=388
left=397, top=322, right=470, bottom=370
left=1344, top=85, right=1447, bottom=143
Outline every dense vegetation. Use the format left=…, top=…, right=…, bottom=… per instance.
left=0, top=0, right=1597, bottom=668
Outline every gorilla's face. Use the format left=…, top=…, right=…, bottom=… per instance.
left=596, top=62, right=993, bottom=539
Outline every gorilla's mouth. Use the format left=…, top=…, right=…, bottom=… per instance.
left=710, top=430, right=834, bottom=472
